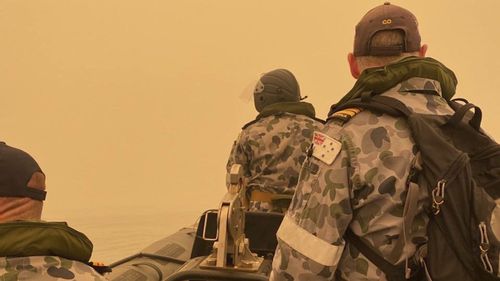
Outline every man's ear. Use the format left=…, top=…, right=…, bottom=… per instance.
left=348, top=53, right=360, bottom=79
left=419, top=44, right=428, bottom=57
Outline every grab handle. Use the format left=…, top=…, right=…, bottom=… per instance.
left=448, top=102, right=482, bottom=130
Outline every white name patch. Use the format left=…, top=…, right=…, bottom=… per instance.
left=312, top=131, right=341, bottom=165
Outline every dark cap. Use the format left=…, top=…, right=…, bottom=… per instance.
left=354, top=2, right=421, bottom=56
left=0, top=142, right=46, bottom=201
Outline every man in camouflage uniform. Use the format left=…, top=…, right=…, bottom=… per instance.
left=0, top=142, right=108, bottom=281
left=271, top=3, right=460, bottom=281
left=226, top=68, right=324, bottom=213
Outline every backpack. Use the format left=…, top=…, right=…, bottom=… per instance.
left=330, top=94, right=500, bottom=281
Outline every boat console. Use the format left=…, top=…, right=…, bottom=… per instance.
left=108, top=164, right=284, bottom=281
left=166, top=164, right=283, bottom=281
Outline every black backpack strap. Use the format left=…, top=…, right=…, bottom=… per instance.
left=370, top=96, right=413, bottom=117
left=344, top=229, right=410, bottom=281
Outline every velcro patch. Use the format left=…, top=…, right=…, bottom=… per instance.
left=312, top=131, right=341, bottom=165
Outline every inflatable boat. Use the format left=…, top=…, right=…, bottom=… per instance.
left=106, top=165, right=283, bottom=281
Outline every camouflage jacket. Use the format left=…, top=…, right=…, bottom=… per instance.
left=0, top=256, right=108, bottom=281
left=270, top=77, right=455, bottom=281
left=226, top=102, right=324, bottom=213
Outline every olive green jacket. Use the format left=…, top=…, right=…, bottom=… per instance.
left=0, top=221, right=108, bottom=281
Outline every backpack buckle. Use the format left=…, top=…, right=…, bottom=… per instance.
left=478, top=222, right=494, bottom=273
left=431, top=180, right=447, bottom=215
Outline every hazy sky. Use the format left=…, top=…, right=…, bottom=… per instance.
left=1, top=0, right=499, bottom=236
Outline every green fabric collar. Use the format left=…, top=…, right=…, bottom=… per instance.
left=256, top=101, right=316, bottom=120
left=335, top=56, right=458, bottom=110
left=0, top=220, right=93, bottom=262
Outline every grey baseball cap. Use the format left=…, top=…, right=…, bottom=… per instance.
left=354, top=2, right=421, bottom=56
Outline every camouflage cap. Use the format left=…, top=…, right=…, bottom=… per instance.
left=354, top=2, right=421, bottom=56
left=0, top=142, right=46, bottom=201
left=253, top=69, right=301, bottom=112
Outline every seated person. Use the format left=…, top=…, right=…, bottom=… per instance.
left=0, top=142, right=108, bottom=280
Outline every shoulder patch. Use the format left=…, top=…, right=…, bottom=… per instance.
left=312, top=131, right=341, bottom=165
left=328, top=107, right=363, bottom=125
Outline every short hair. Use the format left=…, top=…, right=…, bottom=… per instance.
left=356, top=30, right=419, bottom=73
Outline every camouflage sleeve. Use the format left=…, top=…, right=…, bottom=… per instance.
left=226, top=132, right=250, bottom=187
left=270, top=130, right=353, bottom=281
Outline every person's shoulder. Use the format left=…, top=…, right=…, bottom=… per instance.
left=326, top=106, right=412, bottom=155
left=241, top=118, right=257, bottom=130
left=240, top=114, right=289, bottom=130
left=326, top=107, right=364, bottom=126
left=327, top=107, right=390, bottom=132
left=0, top=256, right=108, bottom=281
left=240, top=113, right=324, bottom=140
left=384, top=78, right=455, bottom=115
left=295, top=113, right=325, bottom=125
left=273, top=112, right=325, bottom=126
